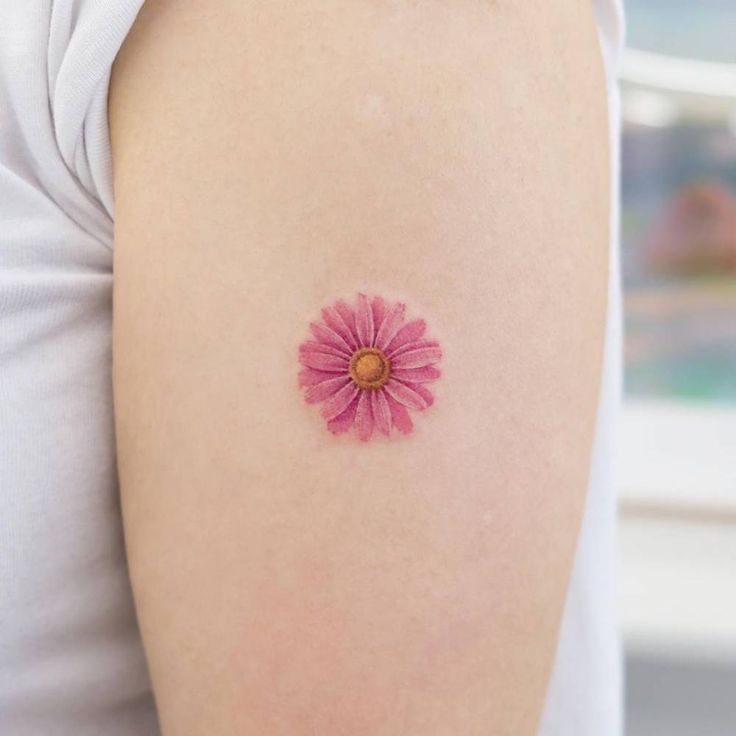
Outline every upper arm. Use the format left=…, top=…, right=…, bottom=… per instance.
left=110, top=2, right=609, bottom=734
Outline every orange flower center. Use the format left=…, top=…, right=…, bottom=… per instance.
left=349, top=347, right=390, bottom=389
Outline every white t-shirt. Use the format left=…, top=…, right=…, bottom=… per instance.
left=0, top=2, right=624, bottom=733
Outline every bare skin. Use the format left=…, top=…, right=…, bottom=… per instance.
left=110, top=2, right=610, bottom=734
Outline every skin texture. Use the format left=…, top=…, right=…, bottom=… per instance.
left=110, top=2, right=610, bottom=735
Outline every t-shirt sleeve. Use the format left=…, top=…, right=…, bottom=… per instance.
left=47, top=0, right=146, bottom=219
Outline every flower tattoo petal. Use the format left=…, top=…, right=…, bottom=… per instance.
left=298, top=294, right=442, bottom=440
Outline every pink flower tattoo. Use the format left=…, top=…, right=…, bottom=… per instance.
left=298, top=294, right=442, bottom=441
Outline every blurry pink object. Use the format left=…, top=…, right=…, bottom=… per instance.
left=645, top=179, right=736, bottom=275
left=298, top=294, right=442, bottom=441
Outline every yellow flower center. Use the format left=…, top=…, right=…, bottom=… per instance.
left=349, top=347, right=391, bottom=389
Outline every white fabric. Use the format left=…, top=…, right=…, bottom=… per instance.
left=0, top=2, right=623, bottom=733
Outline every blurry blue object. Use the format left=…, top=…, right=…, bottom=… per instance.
left=626, top=0, right=736, bottom=63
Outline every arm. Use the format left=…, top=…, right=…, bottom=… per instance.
left=110, top=2, right=609, bottom=734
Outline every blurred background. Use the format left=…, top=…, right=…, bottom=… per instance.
left=618, top=1, right=736, bottom=734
